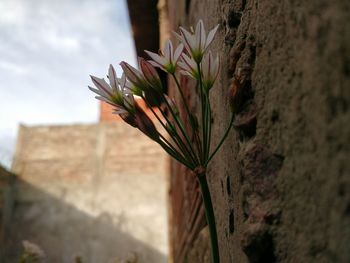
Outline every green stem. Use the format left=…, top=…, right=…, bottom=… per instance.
left=158, top=138, right=195, bottom=170
left=204, top=91, right=211, bottom=161
left=172, top=73, right=203, bottom=161
left=161, top=93, right=199, bottom=165
left=171, top=73, right=192, bottom=128
left=197, top=62, right=207, bottom=164
left=206, top=113, right=235, bottom=166
left=142, top=95, right=197, bottom=167
left=197, top=172, right=220, bottom=263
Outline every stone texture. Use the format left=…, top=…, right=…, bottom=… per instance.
left=7, top=122, right=169, bottom=263
left=166, top=0, right=350, bottom=262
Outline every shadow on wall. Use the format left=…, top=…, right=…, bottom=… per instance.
left=3, top=179, right=167, bottom=263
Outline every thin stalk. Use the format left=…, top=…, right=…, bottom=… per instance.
left=171, top=73, right=192, bottom=129
left=206, top=113, right=235, bottom=166
left=158, top=138, right=194, bottom=169
left=142, top=95, right=197, bottom=167
left=156, top=98, right=199, bottom=166
left=203, top=91, right=211, bottom=160
left=161, top=93, right=200, bottom=165
left=197, top=62, right=207, bottom=164
left=172, top=73, right=203, bottom=160
left=158, top=133, right=189, bottom=165
left=197, top=173, right=220, bottom=263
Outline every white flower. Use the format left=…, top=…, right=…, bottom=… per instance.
left=145, top=39, right=183, bottom=74
left=178, top=53, right=199, bottom=79
left=201, top=51, right=220, bottom=90
left=89, top=64, right=135, bottom=114
left=174, top=20, right=219, bottom=63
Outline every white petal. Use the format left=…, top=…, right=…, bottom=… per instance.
left=119, top=73, right=126, bottom=89
left=88, top=85, right=109, bottom=98
left=145, top=50, right=167, bottom=66
left=179, top=70, right=196, bottom=79
left=173, top=31, right=188, bottom=50
left=120, top=61, right=142, bottom=84
left=164, top=39, right=173, bottom=63
left=178, top=61, right=191, bottom=71
left=205, top=24, right=219, bottom=49
left=148, top=60, right=164, bottom=69
left=180, top=27, right=196, bottom=51
left=213, top=56, right=220, bottom=79
left=108, top=64, right=118, bottom=90
left=90, top=75, right=113, bottom=97
left=95, top=96, right=116, bottom=106
left=124, top=94, right=135, bottom=109
left=173, top=43, right=184, bottom=62
left=195, top=20, right=206, bottom=50
left=181, top=53, right=197, bottom=69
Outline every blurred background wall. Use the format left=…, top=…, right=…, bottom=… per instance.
left=0, top=1, right=170, bottom=261
left=5, top=119, right=168, bottom=263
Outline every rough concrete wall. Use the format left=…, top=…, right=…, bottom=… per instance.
left=167, top=0, right=350, bottom=262
left=8, top=123, right=169, bottom=263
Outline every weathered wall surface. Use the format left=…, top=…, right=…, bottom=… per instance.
left=0, top=166, right=15, bottom=263
left=166, top=0, right=350, bottom=262
left=8, top=123, right=169, bottom=263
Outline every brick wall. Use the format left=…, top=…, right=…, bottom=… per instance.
left=8, top=122, right=169, bottom=263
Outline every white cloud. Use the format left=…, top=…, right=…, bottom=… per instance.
left=0, top=0, right=136, bottom=168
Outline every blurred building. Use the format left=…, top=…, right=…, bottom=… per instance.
left=3, top=106, right=169, bottom=263
left=0, top=1, right=170, bottom=262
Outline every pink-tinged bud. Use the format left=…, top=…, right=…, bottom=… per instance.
left=134, top=103, right=160, bottom=141
left=178, top=53, right=199, bottom=79
left=120, top=61, right=148, bottom=90
left=201, top=51, right=220, bottom=90
left=139, top=58, right=163, bottom=92
left=121, top=103, right=159, bottom=141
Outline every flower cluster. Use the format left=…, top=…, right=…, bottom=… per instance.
left=89, top=20, right=230, bottom=171
left=88, top=20, right=235, bottom=263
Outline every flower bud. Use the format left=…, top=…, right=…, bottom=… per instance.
left=120, top=61, right=149, bottom=91
left=134, top=103, right=160, bottom=141
left=139, top=58, right=163, bottom=92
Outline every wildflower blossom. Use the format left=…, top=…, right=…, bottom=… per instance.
left=145, top=39, right=183, bottom=74
left=89, top=65, right=135, bottom=114
left=201, top=51, right=220, bottom=90
left=178, top=53, right=199, bottom=79
left=175, top=20, right=219, bottom=63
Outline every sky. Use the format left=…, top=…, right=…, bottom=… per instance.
left=0, top=0, right=136, bottom=168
